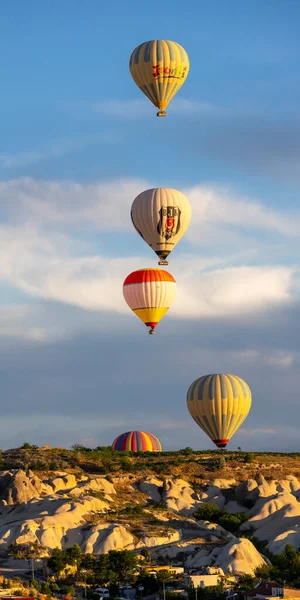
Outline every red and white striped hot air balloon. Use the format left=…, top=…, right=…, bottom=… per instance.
left=123, top=268, right=176, bottom=334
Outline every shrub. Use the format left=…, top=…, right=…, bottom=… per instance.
left=120, top=457, right=134, bottom=472
left=193, top=503, right=248, bottom=534
left=244, top=452, right=255, bottom=463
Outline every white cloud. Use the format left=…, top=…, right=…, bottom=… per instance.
left=0, top=176, right=297, bottom=327
left=0, top=177, right=147, bottom=228
left=0, top=232, right=293, bottom=318
left=1, top=177, right=299, bottom=243
left=184, top=184, right=300, bottom=239
left=173, top=264, right=293, bottom=318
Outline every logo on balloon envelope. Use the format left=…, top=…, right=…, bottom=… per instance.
left=152, top=65, right=188, bottom=80
left=157, top=206, right=181, bottom=240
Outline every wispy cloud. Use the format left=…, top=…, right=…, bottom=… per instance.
left=0, top=134, right=113, bottom=169
left=1, top=177, right=300, bottom=242
left=239, top=428, right=278, bottom=436
left=185, top=184, right=300, bottom=238
left=231, top=349, right=296, bottom=368
left=83, top=97, right=218, bottom=119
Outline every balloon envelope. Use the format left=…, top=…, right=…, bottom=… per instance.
left=123, top=268, right=176, bottom=334
left=131, top=188, right=191, bottom=265
left=112, top=431, right=162, bottom=452
left=129, top=40, right=189, bottom=116
left=187, top=374, right=252, bottom=449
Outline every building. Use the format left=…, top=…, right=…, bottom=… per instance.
left=245, top=583, right=300, bottom=600
left=144, top=566, right=184, bottom=576
left=284, top=589, right=300, bottom=599
left=184, top=574, right=220, bottom=588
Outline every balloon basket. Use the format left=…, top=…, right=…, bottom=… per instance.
left=149, top=330, right=155, bottom=335
left=157, top=111, right=167, bottom=117
left=158, top=260, right=168, bottom=266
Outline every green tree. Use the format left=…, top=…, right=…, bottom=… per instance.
left=107, top=550, right=137, bottom=582
left=41, top=582, right=51, bottom=595
left=136, top=573, right=159, bottom=595
left=30, top=579, right=39, bottom=591
left=193, top=503, right=221, bottom=522
left=95, top=554, right=109, bottom=584
left=233, top=575, right=258, bottom=592
left=66, top=544, right=82, bottom=570
left=244, top=452, right=255, bottom=463
left=48, top=547, right=67, bottom=577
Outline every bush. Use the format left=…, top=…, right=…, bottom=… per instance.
left=178, top=447, right=194, bottom=455
left=49, top=461, right=59, bottom=470
left=120, top=457, right=134, bottom=472
left=193, top=503, right=248, bottom=534
left=244, top=452, right=255, bottom=463
left=101, top=458, right=114, bottom=474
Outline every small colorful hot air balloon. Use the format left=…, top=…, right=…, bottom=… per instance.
left=112, top=431, right=162, bottom=452
left=131, top=188, right=191, bottom=265
left=187, top=374, right=252, bottom=449
left=129, top=40, right=189, bottom=116
left=123, top=268, right=176, bottom=334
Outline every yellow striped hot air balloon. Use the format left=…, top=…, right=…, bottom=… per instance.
left=129, top=40, right=190, bottom=116
left=123, top=268, right=176, bottom=334
left=186, top=374, right=252, bottom=449
left=131, top=188, right=192, bottom=265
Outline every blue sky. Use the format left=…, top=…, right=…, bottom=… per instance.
left=0, top=0, right=299, bottom=450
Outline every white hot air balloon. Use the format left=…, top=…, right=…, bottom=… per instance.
left=131, top=188, right=191, bottom=265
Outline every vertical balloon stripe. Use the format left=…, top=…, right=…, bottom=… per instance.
left=141, top=433, right=148, bottom=451
left=133, top=44, right=143, bottom=65
left=221, top=413, right=227, bottom=439
left=157, top=39, right=164, bottom=62
left=226, top=374, right=239, bottom=398
left=234, top=375, right=248, bottom=398
left=220, top=375, right=228, bottom=399
left=166, top=39, right=176, bottom=61
left=187, top=379, right=198, bottom=400
left=208, top=375, right=216, bottom=400
left=202, top=415, right=216, bottom=440
left=143, top=41, right=152, bottom=63
left=197, top=376, right=208, bottom=400
left=142, top=433, right=149, bottom=451
left=142, top=84, right=156, bottom=104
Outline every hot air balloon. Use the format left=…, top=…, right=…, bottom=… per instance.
left=187, top=374, right=252, bottom=449
left=131, top=188, right=191, bottom=265
left=112, top=431, right=162, bottom=452
left=123, top=268, right=176, bottom=334
left=129, top=40, right=189, bottom=117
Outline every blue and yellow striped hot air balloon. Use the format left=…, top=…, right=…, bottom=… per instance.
left=129, top=40, right=190, bottom=117
left=186, top=374, right=252, bottom=449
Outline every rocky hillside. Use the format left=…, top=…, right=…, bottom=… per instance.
left=0, top=445, right=299, bottom=578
